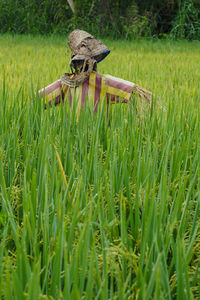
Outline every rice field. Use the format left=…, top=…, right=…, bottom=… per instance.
left=0, top=34, right=200, bottom=299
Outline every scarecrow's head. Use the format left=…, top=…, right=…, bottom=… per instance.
left=68, top=29, right=110, bottom=73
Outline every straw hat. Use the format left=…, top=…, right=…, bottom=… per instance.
left=68, top=29, right=110, bottom=71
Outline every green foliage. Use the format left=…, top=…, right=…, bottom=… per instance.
left=170, top=0, right=200, bottom=40
left=120, top=4, right=151, bottom=39
left=0, top=0, right=199, bottom=39
left=0, top=35, right=200, bottom=298
left=0, top=0, right=72, bottom=34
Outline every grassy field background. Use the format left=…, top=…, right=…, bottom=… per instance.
left=0, top=35, right=200, bottom=299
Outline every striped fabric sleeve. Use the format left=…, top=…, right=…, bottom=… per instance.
left=86, top=72, right=135, bottom=112
left=104, top=74, right=135, bottom=103
left=38, top=79, right=64, bottom=106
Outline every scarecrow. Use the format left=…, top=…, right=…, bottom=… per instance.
left=38, top=29, right=155, bottom=115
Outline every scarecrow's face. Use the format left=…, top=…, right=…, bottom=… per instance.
left=71, top=58, right=97, bottom=74
left=71, top=59, right=84, bottom=73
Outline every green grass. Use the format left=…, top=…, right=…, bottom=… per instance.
left=0, top=34, right=200, bottom=299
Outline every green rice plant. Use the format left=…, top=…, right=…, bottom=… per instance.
left=0, top=34, right=200, bottom=299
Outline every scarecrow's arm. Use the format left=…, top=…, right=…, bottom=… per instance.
left=38, top=79, right=65, bottom=108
